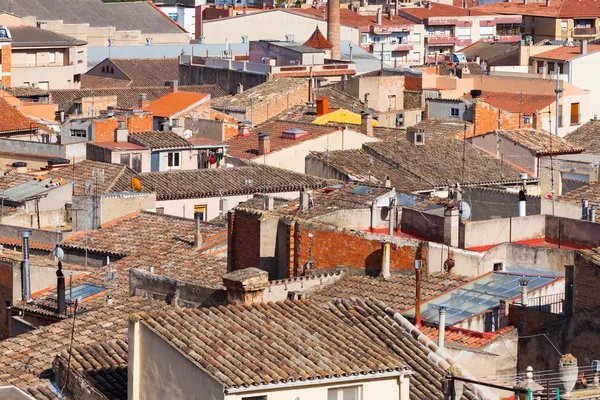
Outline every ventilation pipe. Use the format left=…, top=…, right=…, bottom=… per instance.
left=381, top=242, right=391, bottom=280
left=388, top=197, right=396, bottom=235
left=582, top=199, right=589, bottom=220
left=590, top=204, right=597, bottom=222
left=414, top=258, right=423, bottom=327
left=376, top=8, right=382, bottom=25
left=518, top=190, right=526, bottom=217
left=370, top=199, right=377, bottom=232
left=438, top=306, right=447, bottom=349
left=519, top=278, right=529, bottom=306
left=194, top=211, right=203, bottom=249
left=57, top=261, right=66, bottom=315
left=19, top=230, right=32, bottom=303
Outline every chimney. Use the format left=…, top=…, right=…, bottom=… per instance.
left=376, top=8, right=382, bottom=25
left=237, top=83, right=244, bottom=94
left=238, top=121, right=251, bottom=137
left=361, top=112, right=374, bottom=136
left=545, top=0, right=550, bottom=6
left=169, top=80, right=179, bottom=93
left=194, top=211, right=203, bottom=249
left=114, top=120, right=128, bottom=142
left=519, top=279, right=529, bottom=306
left=590, top=203, right=597, bottom=222
left=222, top=267, right=269, bottom=305
left=19, top=230, right=32, bottom=303
left=138, top=93, right=148, bottom=109
left=384, top=174, right=391, bottom=188
left=381, top=242, right=391, bottom=279
left=264, top=195, right=274, bottom=211
left=518, top=189, right=527, bottom=217
left=327, top=0, right=341, bottom=59
left=300, top=188, right=313, bottom=211
left=219, top=198, right=228, bottom=217
left=388, top=197, right=396, bottom=235
left=388, top=8, right=394, bottom=21
left=414, top=258, right=423, bottom=327
left=443, top=206, right=459, bottom=248
left=57, top=261, right=66, bottom=315
left=438, top=306, right=447, bottom=349
left=582, top=199, right=589, bottom=220
left=581, top=40, right=588, bottom=55
left=258, top=132, right=271, bottom=155
left=316, top=97, right=329, bottom=116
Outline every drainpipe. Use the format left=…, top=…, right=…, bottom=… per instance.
left=194, top=211, right=203, bottom=249
left=19, top=230, right=32, bottom=303
left=370, top=200, right=377, bottom=232
left=415, top=259, right=423, bottom=327
left=57, top=261, right=66, bottom=316
left=582, top=199, right=589, bottom=221
left=590, top=204, right=597, bottom=222
left=519, top=279, right=529, bottom=306
left=438, top=306, right=447, bottom=349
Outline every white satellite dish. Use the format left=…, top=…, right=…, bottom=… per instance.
left=53, top=246, right=64, bottom=261
left=459, top=201, right=471, bottom=221
left=183, top=129, right=193, bottom=139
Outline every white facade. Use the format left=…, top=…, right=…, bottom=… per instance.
left=361, top=25, right=427, bottom=67
left=156, top=4, right=200, bottom=39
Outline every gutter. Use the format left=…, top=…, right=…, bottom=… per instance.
left=223, top=370, right=413, bottom=394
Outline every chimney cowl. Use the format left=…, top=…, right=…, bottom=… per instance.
left=376, top=8, right=383, bottom=25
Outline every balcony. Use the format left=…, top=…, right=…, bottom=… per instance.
left=573, top=27, right=597, bottom=36
left=371, top=25, right=410, bottom=35
left=369, top=42, right=413, bottom=52
left=426, top=35, right=471, bottom=46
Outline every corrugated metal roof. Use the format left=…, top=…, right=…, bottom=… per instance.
left=0, top=178, right=65, bottom=202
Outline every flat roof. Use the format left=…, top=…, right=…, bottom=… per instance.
left=264, top=40, right=325, bottom=54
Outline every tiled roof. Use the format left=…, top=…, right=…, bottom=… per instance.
left=226, top=121, right=344, bottom=160
left=400, top=3, right=487, bottom=20
left=7, top=86, right=49, bottom=98
left=57, top=340, right=128, bottom=400
left=292, top=7, right=415, bottom=28
left=460, top=40, right=521, bottom=66
left=137, top=299, right=407, bottom=390
left=556, top=182, right=600, bottom=222
left=49, top=160, right=138, bottom=195
left=138, top=165, right=333, bottom=200
left=83, top=58, right=180, bottom=89
left=80, top=74, right=132, bottom=89
left=9, top=26, right=87, bottom=47
left=0, top=97, right=35, bottom=134
left=128, top=131, right=192, bottom=150
left=530, top=45, right=600, bottom=61
left=142, top=91, right=209, bottom=118
left=464, top=91, right=556, bottom=115
left=309, top=273, right=472, bottom=311
left=50, top=85, right=227, bottom=111
left=565, top=119, right=600, bottom=153
left=419, top=324, right=516, bottom=349
left=307, top=149, right=430, bottom=192
left=404, top=118, right=473, bottom=139
left=363, top=135, right=525, bottom=187
left=474, top=0, right=600, bottom=18
left=0, top=172, right=33, bottom=191
left=64, top=211, right=227, bottom=256
left=493, top=129, right=584, bottom=156
left=212, top=77, right=307, bottom=110
left=303, top=26, right=333, bottom=49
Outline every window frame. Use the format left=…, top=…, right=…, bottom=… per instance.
left=70, top=129, right=87, bottom=138
left=327, top=385, right=362, bottom=400
left=119, top=153, right=131, bottom=168
left=450, top=107, right=460, bottom=118
left=167, top=151, right=181, bottom=169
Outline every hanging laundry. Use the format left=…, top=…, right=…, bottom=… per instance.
left=210, top=153, right=216, bottom=165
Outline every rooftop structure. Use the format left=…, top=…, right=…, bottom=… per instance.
left=128, top=131, right=193, bottom=150
left=49, top=160, right=139, bottom=196
left=82, top=58, right=180, bottom=89
left=556, top=183, right=600, bottom=222
left=142, top=91, right=210, bottom=119
left=463, top=91, right=556, bottom=117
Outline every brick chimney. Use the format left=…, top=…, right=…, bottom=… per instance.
left=443, top=205, right=459, bottom=247
left=258, top=131, right=271, bottom=155
left=169, top=80, right=179, bottom=93
left=376, top=8, right=382, bottom=25
left=316, top=96, right=329, bottom=116
left=327, top=0, right=341, bottom=59
left=222, top=268, right=269, bottom=305
left=138, top=93, right=149, bottom=109
left=361, top=111, right=374, bottom=136
left=238, top=121, right=251, bottom=137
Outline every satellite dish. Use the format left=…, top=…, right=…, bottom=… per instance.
left=459, top=201, right=471, bottom=221
left=131, top=177, right=142, bottom=192
left=183, top=129, right=193, bottom=139
left=53, top=246, right=64, bottom=261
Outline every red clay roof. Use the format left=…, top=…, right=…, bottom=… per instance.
left=464, top=91, right=556, bottom=115
left=292, top=7, right=414, bottom=28
left=0, top=97, right=35, bottom=133
left=474, top=0, right=600, bottom=18
left=303, top=26, right=333, bottom=49
left=400, top=3, right=488, bottom=20
left=419, top=325, right=516, bottom=349
left=531, top=44, right=600, bottom=61
left=143, top=91, right=208, bottom=118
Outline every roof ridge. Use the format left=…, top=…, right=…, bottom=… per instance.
left=105, top=164, right=129, bottom=193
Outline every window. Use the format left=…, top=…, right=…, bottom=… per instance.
left=457, top=27, right=471, bottom=40
left=70, top=129, right=87, bottom=138
left=480, top=26, right=494, bottom=39
left=522, top=115, right=532, bottom=124
left=156, top=207, right=165, bottom=214
left=38, top=81, right=49, bottom=90
left=167, top=152, right=180, bottom=168
left=132, top=153, right=142, bottom=173
left=168, top=12, right=178, bottom=21
left=411, top=51, right=421, bottom=62
left=450, top=108, right=460, bottom=118
left=396, top=113, right=404, bottom=127
left=49, top=52, right=55, bottom=63
left=23, top=82, right=29, bottom=86
left=570, top=103, right=580, bottom=125
left=194, top=204, right=207, bottom=221
left=561, top=20, right=568, bottom=30
left=361, top=33, right=368, bottom=44
left=328, top=386, right=361, bottom=400
left=493, top=262, right=504, bottom=271
left=412, top=33, right=421, bottom=43
left=120, top=153, right=131, bottom=167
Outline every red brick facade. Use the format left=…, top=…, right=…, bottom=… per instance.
left=472, top=100, right=541, bottom=136
left=0, top=261, right=13, bottom=339
left=574, top=251, right=600, bottom=311
left=93, top=114, right=153, bottom=143
left=1, top=43, right=11, bottom=87
left=404, top=74, right=422, bottom=91
left=227, top=210, right=261, bottom=272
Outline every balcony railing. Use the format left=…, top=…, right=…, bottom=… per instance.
left=573, top=27, right=597, bottom=36
left=523, top=293, right=565, bottom=315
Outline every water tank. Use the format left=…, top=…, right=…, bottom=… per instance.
left=12, top=161, right=27, bottom=168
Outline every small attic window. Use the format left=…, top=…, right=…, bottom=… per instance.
left=415, top=132, right=424, bottom=145
left=282, top=128, right=309, bottom=140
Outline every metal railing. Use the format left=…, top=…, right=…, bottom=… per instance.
left=525, top=293, right=565, bottom=314
left=573, top=27, right=597, bottom=36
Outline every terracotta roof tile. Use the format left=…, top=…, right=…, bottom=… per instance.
left=565, top=119, right=600, bottom=153
left=464, top=91, right=556, bottom=115
left=0, top=172, right=33, bottom=191
left=80, top=75, right=132, bottom=89
left=212, top=77, right=307, bottom=110
left=138, top=299, right=407, bottom=390
left=84, top=58, right=180, bottom=89
left=292, top=7, right=415, bottom=27
left=475, top=0, right=600, bottom=18
left=128, top=131, right=192, bottom=150
left=142, top=91, right=209, bottom=118
left=530, top=45, right=600, bottom=61
left=49, top=160, right=138, bottom=195
left=490, top=129, right=584, bottom=156
left=303, top=26, right=333, bottom=49
left=0, top=97, right=35, bottom=134
left=138, top=165, right=333, bottom=200
left=400, top=3, right=488, bottom=20
left=226, top=121, right=346, bottom=160
left=50, top=85, right=226, bottom=111
left=419, top=324, right=516, bottom=349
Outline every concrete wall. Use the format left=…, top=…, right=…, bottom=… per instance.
left=179, top=63, right=268, bottom=95
left=338, top=75, right=406, bottom=113
left=10, top=261, right=79, bottom=304
left=427, top=99, right=472, bottom=121
left=0, top=138, right=86, bottom=159
left=400, top=207, right=445, bottom=242
left=470, top=132, right=537, bottom=175
left=539, top=156, right=600, bottom=197
left=462, top=214, right=546, bottom=249
left=73, top=193, right=156, bottom=231
left=545, top=215, right=600, bottom=248
left=249, top=41, right=325, bottom=65
left=462, top=187, right=541, bottom=221
left=0, top=224, right=71, bottom=245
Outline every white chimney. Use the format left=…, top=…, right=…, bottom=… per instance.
left=519, top=279, right=529, bottom=306
left=194, top=211, right=203, bottom=249
left=376, top=8, right=382, bottom=25
left=582, top=199, right=589, bottom=220
left=388, top=197, right=396, bottom=235
left=381, top=242, right=391, bottom=280
left=444, top=206, right=459, bottom=248
left=518, top=190, right=526, bottom=217
left=590, top=204, right=597, bottom=222
left=370, top=199, right=378, bottom=232
left=438, top=306, right=447, bottom=349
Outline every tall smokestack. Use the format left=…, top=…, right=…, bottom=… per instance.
left=19, top=230, right=32, bottom=303
left=438, top=306, right=447, bottom=349
left=327, top=0, right=341, bottom=59
left=57, top=261, right=66, bottom=315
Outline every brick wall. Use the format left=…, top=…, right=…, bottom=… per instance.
left=228, top=210, right=261, bottom=271
left=472, top=100, right=521, bottom=136
left=508, top=303, right=563, bottom=336
left=574, top=251, right=600, bottom=311
left=404, top=74, right=422, bottom=91
left=1, top=43, right=10, bottom=87
left=125, top=113, right=153, bottom=133
left=81, top=96, right=117, bottom=117
left=403, top=90, right=422, bottom=110
left=249, top=82, right=308, bottom=125
left=0, top=261, right=13, bottom=339
left=94, top=118, right=119, bottom=142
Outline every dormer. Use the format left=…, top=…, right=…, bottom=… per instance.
left=406, top=127, right=425, bottom=145
left=282, top=127, right=309, bottom=140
